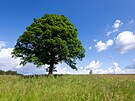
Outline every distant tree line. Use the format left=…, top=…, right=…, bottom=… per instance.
left=0, top=70, right=22, bottom=75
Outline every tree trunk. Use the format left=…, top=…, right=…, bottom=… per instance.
left=48, top=61, right=54, bottom=75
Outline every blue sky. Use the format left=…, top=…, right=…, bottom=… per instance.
left=0, top=0, right=135, bottom=74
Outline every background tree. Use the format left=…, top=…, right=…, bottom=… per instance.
left=89, top=70, right=93, bottom=74
left=12, top=14, right=85, bottom=75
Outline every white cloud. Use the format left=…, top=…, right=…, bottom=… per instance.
left=78, top=60, right=135, bottom=74
left=93, top=39, right=97, bottom=42
left=107, top=29, right=118, bottom=36
left=0, top=47, right=47, bottom=75
left=125, top=60, right=135, bottom=69
left=124, top=69, right=135, bottom=74
left=0, top=42, right=19, bottom=71
left=107, top=39, right=114, bottom=46
left=112, top=62, right=121, bottom=73
left=85, top=60, right=102, bottom=70
left=133, top=59, right=135, bottom=62
left=79, top=61, right=135, bottom=74
left=128, top=20, right=135, bottom=24
left=95, top=39, right=113, bottom=52
left=0, top=48, right=20, bottom=71
left=106, top=20, right=123, bottom=36
left=91, top=62, right=135, bottom=74
left=55, top=64, right=71, bottom=74
left=88, top=46, right=92, bottom=50
left=17, top=64, right=47, bottom=75
left=113, top=20, right=123, bottom=29
left=92, top=68, right=135, bottom=74
left=94, top=62, right=121, bottom=74
left=115, top=31, right=135, bottom=54
left=125, top=64, right=135, bottom=69
left=0, top=41, right=6, bottom=49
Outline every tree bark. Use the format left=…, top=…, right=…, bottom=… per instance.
left=48, top=60, right=54, bottom=75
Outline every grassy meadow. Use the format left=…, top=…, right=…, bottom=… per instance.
left=0, top=74, right=135, bottom=101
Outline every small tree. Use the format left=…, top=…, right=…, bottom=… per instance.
left=12, top=14, right=85, bottom=75
left=89, top=70, right=93, bottom=74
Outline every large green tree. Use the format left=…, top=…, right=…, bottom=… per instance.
left=12, top=14, right=85, bottom=74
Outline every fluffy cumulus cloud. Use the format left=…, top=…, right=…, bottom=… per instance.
left=84, top=60, right=102, bottom=70
left=79, top=60, right=135, bottom=74
left=111, top=62, right=121, bottom=73
left=92, top=62, right=135, bottom=74
left=107, top=20, right=123, bottom=36
left=125, top=59, right=135, bottom=69
left=115, top=31, right=135, bottom=54
left=55, top=63, right=90, bottom=74
left=124, top=59, right=135, bottom=73
left=17, top=64, right=47, bottom=75
left=113, top=20, right=123, bottom=29
left=92, top=62, right=121, bottom=74
left=55, top=64, right=72, bottom=74
left=0, top=41, right=6, bottom=49
left=0, top=48, right=20, bottom=71
left=0, top=47, right=47, bottom=75
left=95, top=39, right=113, bottom=52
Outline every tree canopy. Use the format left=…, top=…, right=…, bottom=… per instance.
left=12, top=14, right=85, bottom=74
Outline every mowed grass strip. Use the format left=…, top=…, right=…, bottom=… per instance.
left=0, top=74, right=135, bottom=101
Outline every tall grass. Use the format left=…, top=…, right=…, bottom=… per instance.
left=0, top=75, right=135, bottom=101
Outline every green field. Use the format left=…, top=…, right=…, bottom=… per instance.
left=0, top=75, right=135, bottom=101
